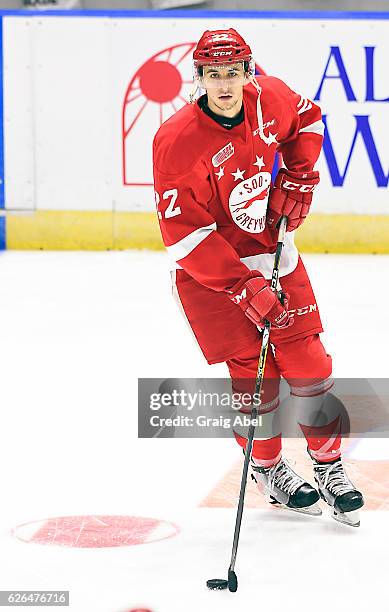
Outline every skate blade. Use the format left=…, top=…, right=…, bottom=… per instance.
left=287, top=502, right=322, bottom=516
left=331, top=508, right=360, bottom=527
left=268, top=496, right=322, bottom=516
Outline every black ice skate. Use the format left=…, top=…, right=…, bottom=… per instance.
left=309, top=453, right=364, bottom=527
left=251, top=456, right=322, bottom=516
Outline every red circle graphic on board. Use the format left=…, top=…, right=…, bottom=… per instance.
left=122, top=43, right=266, bottom=187
left=139, top=60, right=183, bottom=103
left=122, top=42, right=196, bottom=187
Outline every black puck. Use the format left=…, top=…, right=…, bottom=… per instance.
left=206, top=578, right=228, bottom=590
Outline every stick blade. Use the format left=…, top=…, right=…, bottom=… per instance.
left=206, top=578, right=228, bottom=590
left=228, top=569, right=238, bottom=592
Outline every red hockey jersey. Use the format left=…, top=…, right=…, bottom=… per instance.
left=153, top=76, right=324, bottom=292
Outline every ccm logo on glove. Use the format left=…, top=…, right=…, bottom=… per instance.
left=229, top=272, right=293, bottom=329
left=282, top=180, right=317, bottom=193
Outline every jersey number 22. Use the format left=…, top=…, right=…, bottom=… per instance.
left=155, top=189, right=182, bottom=220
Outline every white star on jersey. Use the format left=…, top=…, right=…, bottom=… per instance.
left=231, top=168, right=246, bottom=181
left=253, top=155, right=265, bottom=171
left=215, top=166, right=225, bottom=181
left=266, top=132, right=278, bottom=146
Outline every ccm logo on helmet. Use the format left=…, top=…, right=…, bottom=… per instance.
left=212, top=50, right=233, bottom=57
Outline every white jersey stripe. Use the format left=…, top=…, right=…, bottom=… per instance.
left=299, top=120, right=325, bottom=136
left=166, top=222, right=217, bottom=262
left=240, top=231, right=299, bottom=279
left=170, top=230, right=299, bottom=277
left=297, top=99, right=313, bottom=115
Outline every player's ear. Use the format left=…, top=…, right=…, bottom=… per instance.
left=243, top=60, right=253, bottom=84
left=244, top=65, right=256, bottom=85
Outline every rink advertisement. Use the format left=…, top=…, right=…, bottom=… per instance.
left=1, top=11, right=388, bottom=250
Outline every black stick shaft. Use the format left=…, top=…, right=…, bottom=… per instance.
left=228, top=216, right=287, bottom=574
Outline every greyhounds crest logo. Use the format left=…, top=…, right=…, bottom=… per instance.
left=229, top=172, right=271, bottom=234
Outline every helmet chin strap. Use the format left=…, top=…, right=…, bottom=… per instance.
left=248, top=74, right=276, bottom=147
left=189, top=80, right=199, bottom=104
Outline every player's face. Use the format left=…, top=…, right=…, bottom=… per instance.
left=201, top=63, right=247, bottom=118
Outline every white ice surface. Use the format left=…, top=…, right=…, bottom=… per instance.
left=0, top=251, right=387, bottom=611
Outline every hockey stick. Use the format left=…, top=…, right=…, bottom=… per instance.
left=227, top=215, right=287, bottom=591
left=207, top=216, right=288, bottom=593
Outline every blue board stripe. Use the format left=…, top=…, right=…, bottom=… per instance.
left=0, top=9, right=388, bottom=19
left=0, top=16, right=4, bottom=214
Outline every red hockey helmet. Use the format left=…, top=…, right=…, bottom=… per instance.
left=193, top=28, right=253, bottom=70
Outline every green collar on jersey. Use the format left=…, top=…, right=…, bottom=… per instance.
left=198, top=94, right=244, bottom=130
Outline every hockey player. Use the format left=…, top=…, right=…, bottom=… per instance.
left=153, top=28, right=364, bottom=526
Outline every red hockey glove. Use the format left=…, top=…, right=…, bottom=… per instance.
left=267, top=169, right=320, bottom=232
left=229, top=272, right=293, bottom=329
